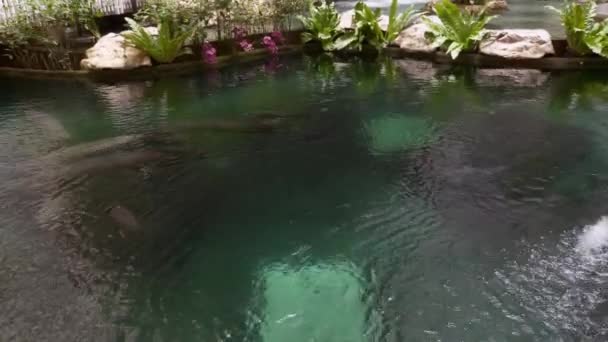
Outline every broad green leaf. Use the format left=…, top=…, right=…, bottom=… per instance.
left=334, top=33, right=358, bottom=50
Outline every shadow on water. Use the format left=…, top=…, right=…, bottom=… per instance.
left=3, top=56, right=608, bottom=341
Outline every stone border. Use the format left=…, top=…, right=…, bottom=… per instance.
left=385, top=39, right=608, bottom=71
left=0, top=45, right=302, bottom=82
left=5, top=40, right=608, bottom=82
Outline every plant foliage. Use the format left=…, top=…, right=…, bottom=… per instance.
left=135, top=0, right=212, bottom=45
left=297, top=1, right=343, bottom=51
left=423, top=0, right=495, bottom=59
left=347, top=1, right=385, bottom=50
left=123, top=17, right=194, bottom=64
left=386, top=0, right=419, bottom=44
left=546, top=0, right=608, bottom=57
left=0, top=13, right=48, bottom=49
left=336, top=0, right=419, bottom=52
left=28, top=0, right=103, bottom=37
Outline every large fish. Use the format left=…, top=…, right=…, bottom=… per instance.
left=107, top=205, right=140, bottom=232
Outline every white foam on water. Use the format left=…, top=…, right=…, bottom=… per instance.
left=576, top=216, right=608, bottom=256
left=492, top=216, right=608, bottom=338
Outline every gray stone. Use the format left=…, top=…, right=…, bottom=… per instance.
left=394, top=16, right=441, bottom=53
left=597, top=4, right=608, bottom=21
left=479, top=29, right=555, bottom=59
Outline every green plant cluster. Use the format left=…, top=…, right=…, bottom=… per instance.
left=423, top=0, right=495, bottom=59
left=298, top=0, right=419, bottom=52
left=547, top=0, right=608, bottom=57
left=0, top=0, right=102, bottom=50
left=134, top=0, right=212, bottom=45
left=298, top=1, right=343, bottom=51
left=0, top=12, right=48, bottom=50
left=125, top=0, right=308, bottom=64
left=123, top=17, right=194, bottom=64
left=29, top=0, right=103, bottom=37
left=344, top=0, right=419, bottom=51
left=298, top=0, right=496, bottom=57
left=127, top=0, right=208, bottom=64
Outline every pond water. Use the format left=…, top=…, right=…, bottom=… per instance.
left=2, top=56, right=608, bottom=341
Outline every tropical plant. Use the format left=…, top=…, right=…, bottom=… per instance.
left=584, top=21, right=608, bottom=58
left=298, top=1, right=343, bottom=51
left=343, top=1, right=385, bottom=50
left=135, top=0, right=212, bottom=45
left=336, top=0, right=419, bottom=52
left=0, top=10, right=73, bottom=69
left=423, top=0, right=495, bottom=59
left=123, top=17, right=194, bottom=64
left=546, top=0, right=608, bottom=57
left=0, top=12, right=48, bottom=49
left=72, top=0, right=103, bottom=38
left=28, top=0, right=102, bottom=38
left=385, top=0, right=419, bottom=44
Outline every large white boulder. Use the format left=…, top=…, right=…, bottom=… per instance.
left=80, top=31, right=153, bottom=70
left=479, top=29, right=555, bottom=59
left=394, top=16, right=441, bottom=53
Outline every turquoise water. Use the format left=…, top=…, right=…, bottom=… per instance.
left=337, top=0, right=565, bottom=37
left=2, top=56, right=608, bottom=341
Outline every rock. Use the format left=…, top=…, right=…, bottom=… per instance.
left=394, top=16, right=441, bottom=53
left=80, top=30, right=155, bottom=70
left=424, top=0, right=441, bottom=13
left=119, top=26, right=158, bottom=37
left=597, top=4, right=608, bottom=21
left=464, top=0, right=508, bottom=14
left=338, top=9, right=389, bottom=30
left=339, top=9, right=355, bottom=30
left=487, top=0, right=508, bottom=12
left=479, top=29, right=555, bottom=59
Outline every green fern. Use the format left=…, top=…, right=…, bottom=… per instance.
left=123, top=17, right=193, bottom=64
left=423, top=0, right=496, bottom=59
left=585, top=21, right=608, bottom=57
